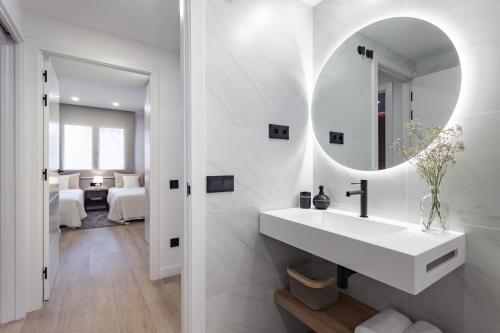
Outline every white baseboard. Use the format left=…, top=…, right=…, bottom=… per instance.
left=159, top=265, right=182, bottom=279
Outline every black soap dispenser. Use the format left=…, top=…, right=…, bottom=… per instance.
left=313, top=186, right=330, bottom=210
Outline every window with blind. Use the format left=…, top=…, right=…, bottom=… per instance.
left=99, top=127, right=125, bottom=170
left=63, top=125, right=93, bottom=170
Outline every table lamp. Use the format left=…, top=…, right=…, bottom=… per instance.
left=93, top=176, right=104, bottom=190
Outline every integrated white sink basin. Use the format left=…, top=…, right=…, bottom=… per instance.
left=260, top=208, right=465, bottom=295
left=292, top=210, right=407, bottom=237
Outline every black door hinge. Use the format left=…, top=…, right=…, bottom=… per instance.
left=42, top=70, right=48, bottom=82
left=410, top=110, right=414, bottom=120
left=42, top=168, right=48, bottom=181
left=43, top=94, right=48, bottom=107
left=410, top=91, right=413, bottom=102
left=43, top=266, right=47, bottom=280
left=187, top=183, right=191, bottom=197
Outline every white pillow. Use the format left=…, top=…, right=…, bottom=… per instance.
left=114, top=172, right=137, bottom=188
left=68, top=173, right=80, bottom=189
left=122, top=175, right=140, bottom=188
left=59, top=175, right=70, bottom=191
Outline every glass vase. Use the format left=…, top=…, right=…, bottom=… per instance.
left=420, top=186, right=449, bottom=233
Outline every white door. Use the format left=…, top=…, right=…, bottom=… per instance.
left=43, top=57, right=61, bottom=300
left=144, top=81, right=151, bottom=244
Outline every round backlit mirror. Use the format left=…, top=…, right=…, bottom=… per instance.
left=312, top=17, right=461, bottom=171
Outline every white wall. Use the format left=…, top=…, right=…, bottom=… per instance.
left=412, top=66, right=461, bottom=131
left=416, top=50, right=460, bottom=77
left=314, top=1, right=500, bottom=332
left=22, top=12, right=183, bottom=312
left=204, top=0, right=313, bottom=332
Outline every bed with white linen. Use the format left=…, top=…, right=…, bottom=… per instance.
left=60, top=189, right=87, bottom=228
left=107, top=187, right=146, bottom=223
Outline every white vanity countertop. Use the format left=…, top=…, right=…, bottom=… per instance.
left=260, top=208, right=465, bottom=295
left=263, top=208, right=463, bottom=255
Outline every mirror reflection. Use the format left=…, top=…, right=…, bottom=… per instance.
left=312, top=17, right=461, bottom=171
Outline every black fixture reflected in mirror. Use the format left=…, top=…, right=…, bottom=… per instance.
left=357, top=45, right=374, bottom=59
left=357, top=45, right=366, bottom=56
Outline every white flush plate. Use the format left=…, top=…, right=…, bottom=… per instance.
left=260, top=208, right=465, bottom=295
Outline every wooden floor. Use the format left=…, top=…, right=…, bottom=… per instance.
left=0, top=223, right=181, bottom=333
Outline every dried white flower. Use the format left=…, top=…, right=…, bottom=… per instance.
left=393, top=120, right=465, bottom=230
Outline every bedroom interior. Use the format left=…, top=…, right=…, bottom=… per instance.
left=39, top=52, right=182, bottom=330
left=51, top=55, right=149, bottom=230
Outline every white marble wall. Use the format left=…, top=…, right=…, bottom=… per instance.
left=205, top=0, right=314, bottom=332
left=314, top=1, right=500, bottom=332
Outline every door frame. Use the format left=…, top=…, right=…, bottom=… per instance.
left=181, top=0, right=206, bottom=332
left=0, top=1, right=24, bottom=324
left=25, top=44, right=163, bottom=312
left=376, top=62, right=413, bottom=168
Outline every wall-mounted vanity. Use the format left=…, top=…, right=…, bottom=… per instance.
left=261, top=208, right=465, bottom=295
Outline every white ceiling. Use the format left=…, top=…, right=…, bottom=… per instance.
left=299, top=0, right=323, bottom=6
left=20, top=0, right=180, bottom=51
left=361, top=18, right=455, bottom=61
left=51, top=56, right=149, bottom=113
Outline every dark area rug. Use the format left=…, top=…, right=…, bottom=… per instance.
left=61, top=210, right=144, bottom=231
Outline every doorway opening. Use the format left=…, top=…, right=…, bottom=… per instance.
left=377, top=86, right=389, bottom=170
left=41, top=54, right=181, bottom=331
left=377, top=67, right=411, bottom=170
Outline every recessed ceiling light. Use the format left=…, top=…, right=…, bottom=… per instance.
left=71, top=96, right=80, bottom=102
left=112, top=102, right=120, bottom=107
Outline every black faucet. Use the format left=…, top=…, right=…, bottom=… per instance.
left=346, top=180, right=368, bottom=218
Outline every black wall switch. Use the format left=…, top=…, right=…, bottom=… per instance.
left=330, top=131, right=344, bottom=144
left=207, top=175, right=234, bottom=193
left=269, top=124, right=289, bottom=140
left=170, top=237, right=180, bottom=248
left=170, top=180, right=179, bottom=189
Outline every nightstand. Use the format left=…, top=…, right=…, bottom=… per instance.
left=84, top=187, right=109, bottom=211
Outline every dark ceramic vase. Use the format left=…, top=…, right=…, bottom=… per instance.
left=313, top=186, right=330, bottom=210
